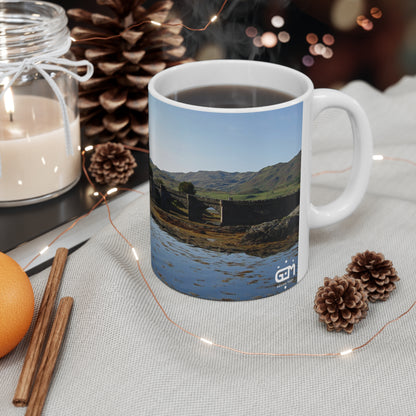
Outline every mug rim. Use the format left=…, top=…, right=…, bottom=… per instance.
left=148, top=59, right=314, bottom=114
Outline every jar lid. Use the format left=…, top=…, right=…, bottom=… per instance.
left=0, top=1, right=70, bottom=62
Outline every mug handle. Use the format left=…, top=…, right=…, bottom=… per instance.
left=309, top=89, right=373, bottom=229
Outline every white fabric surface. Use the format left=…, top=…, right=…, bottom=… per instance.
left=1, top=77, right=416, bottom=415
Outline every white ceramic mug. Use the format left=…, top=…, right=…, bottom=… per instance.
left=148, top=60, right=372, bottom=301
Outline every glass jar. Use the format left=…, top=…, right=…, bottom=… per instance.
left=0, top=1, right=86, bottom=206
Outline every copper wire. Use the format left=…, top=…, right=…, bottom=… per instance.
left=18, top=146, right=416, bottom=358
left=23, top=195, right=105, bottom=270
left=312, top=155, right=416, bottom=177
left=72, top=0, right=229, bottom=43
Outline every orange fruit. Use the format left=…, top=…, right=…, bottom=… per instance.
left=0, top=252, right=34, bottom=358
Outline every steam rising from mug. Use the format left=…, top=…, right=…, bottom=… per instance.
left=175, top=0, right=287, bottom=61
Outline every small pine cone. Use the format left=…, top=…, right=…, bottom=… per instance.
left=346, top=250, right=400, bottom=302
left=314, top=276, right=368, bottom=334
left=88, top=143, right=137, bottom=186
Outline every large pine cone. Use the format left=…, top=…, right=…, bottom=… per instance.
left=346, top=250, right=400, bottom=302
left=314, top=276, right=368, bottom=334
left=89, top=142, right=137, bottom=186
left=68, top=0, right=191, bottom=148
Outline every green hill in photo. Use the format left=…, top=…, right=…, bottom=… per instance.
left=150, top=151, right=301, bottom=201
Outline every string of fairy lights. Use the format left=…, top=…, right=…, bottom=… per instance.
left=71, top=0, right=229, bottom=43
left=19, top=0, right=416, bottom=358
left=21, top=145, right=416, bottom=358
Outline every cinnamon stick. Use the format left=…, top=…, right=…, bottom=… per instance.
left=26, top=297, right=74, bottom=416
left=13, top=248, right=69, bottom=407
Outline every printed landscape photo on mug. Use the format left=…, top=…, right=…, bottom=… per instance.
left=149, top=95, right=303, bottom=301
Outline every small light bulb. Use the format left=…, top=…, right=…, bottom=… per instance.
left=151, top=20, right=162, bottom=26
left=70, top=36, right=76, bottom=42
left=93, top=191, right=99, bottom=197
left=372, top=154, right=384, bottom=161
left=200, top=338, right=213, bottom=345
left=84, top=145, right=94, bottom=152
left=39, top=246, right=49, bottom=255
left=210, top=15, right=218, bottom=22
left=132, top=247, right=139, bottom=261
left=340, top=349, right=353, bottom=356
left=107, top=187, right=118, bottom=195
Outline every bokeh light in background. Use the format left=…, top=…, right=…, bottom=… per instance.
left=261, top=32, right=278, bottom=48
left=306, top=33, right=319, bottom=45
left=252, top=36, right=263, bottom=48
left=61, top=0, right=416, bottom=90
left=278, top=31, right=291, bottom=43
left=322, top=47, right=334, bottom=59
left=330, top=0, right=365, bottom=31
left=245, top=26, right=258, bottom=38
left=271, top=15, right=285, bottom=28
left=309, top=45, right=318, bottom=56
left=356, top=15, right=373, bottom=31
left=302, top=55, right=315, bottom=67
left=322, top=34, right=335, bottom=46
left=362, top=20, right=374, bottom=31
left=314, top=43, right=325, bottom=55
left=370, top=7, right=383, bottom=19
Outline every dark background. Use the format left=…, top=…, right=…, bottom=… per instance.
left=61, top=0, right=416, bottom=90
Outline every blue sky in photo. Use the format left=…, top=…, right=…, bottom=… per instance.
left=149, top=96, right=303, bottom=173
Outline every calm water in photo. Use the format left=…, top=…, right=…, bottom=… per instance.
left=150, top=218, right=298, bottom=301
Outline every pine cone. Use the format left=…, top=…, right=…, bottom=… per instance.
left=314, top=276, right=368, bottom=334
left=68, top=0, right=192, bottom=148
left=88, top=142, right=137, bottom=186
left=346, top=250, right=400, bottom=302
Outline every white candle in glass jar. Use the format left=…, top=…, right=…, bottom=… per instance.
left=0, top=95, right=81, bottom=204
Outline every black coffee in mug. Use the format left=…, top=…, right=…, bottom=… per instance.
left=167, top=85, right=294, bottom=108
